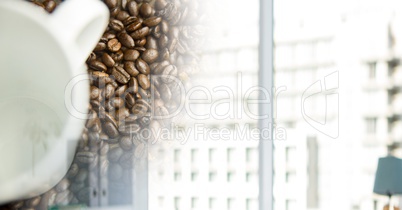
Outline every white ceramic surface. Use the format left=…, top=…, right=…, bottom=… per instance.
left=0, top=0, right=108, bottom=204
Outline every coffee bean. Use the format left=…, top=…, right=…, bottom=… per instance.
left=130, top=27, right=150, bottom=40
left=90, top=86, right=100, bottom=100
left=116, top=11, right=130, bottom=21
left=139, top=87, right=151, bottom=98
left=115, top=85, right=128, bottom=97
left=119, top=136, right=133, bottom=150
left=159, top=83, right=172, bottom=101
left=111, top=97, right=125, bottom=108
left=76, top=151, right=96, bottom=164
left=134, top=46, right=147, bottom=52
left=135, top=58, right=151, bottom=74
left=125, top=92, right=136, bottom=107
left=105, top=112, right=118, bottom=128
left=94, top=42, right=106, bottom=52
left=105, top=83, right=115, bottom=99
left=155, top=106, right=169, bottom=117
left=126, top=114, right=138, bottom=123
left=161, top=64, right=177, bottom=83
left=127, top=1, right=139, bottom=16
left=110, top=7, right=120, bottom=18
left=132, top=103, right=148, bottom=116
left=137, top=98, right=152, bottom=110
left=142, top=49, right=159, bottom=63
left=55, top=191, right=72, bottom=205
left=55, top=179, right=70, bottom=193
left=118, top=32, right=135, bottom=48
left=26, top=196, right=41, bottom=207
left=135, top=38, right=147, bottom=47
left=152, top=25, right=162, bottom=38
left=43, top=0, right=56, bottom=13
left=69, top=181, right=84, bottom=193
left=109, top=19, right=124, bottom=32
left=121, top=0, right=128, bottom=9
left=139, top=116, right=151, bottom=126
left=161, top=20, right=169, bottom=34
left=146, top=36, right=158, bottom=49
left=105, top=0, right=117, bottom=9
left=67, top=163, right=79, bottom=179
left=104, top=121, right=119, bottom=138
left=150, top=84, right=161, bottom=99
left=129, top=77, right=139, bottom=93
left=138, top=74, right=151, bottom=90
left=100, top=142, right=109, bottom=155
left=115, top=107, right=130, bottom=120
left=112, top=66, right=130, bottom=84
left=111, top=50, right=124, bottom=62
left=140, top=3, right=153, bottom=18
left=159, top=35, right=169, bottom=48
left=107, top=38, right=121, bottom=52
left=123, top=49, right=140, bottom=61
left=119, top=123, right=141, bottom=135
left=155, top=0, right=168, bottom=10
left=75, top=169, right=88, bottom=183
left=126, top=20, right=142, bottom=32
left=124, top=61, right=140, bottom=77
left=143, top=16, right=162, bottom=27
left=102, top=53, right=115, bottom=67
left=108, top=146, right=124, bottom=162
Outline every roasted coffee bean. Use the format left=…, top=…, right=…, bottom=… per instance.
left=142, top=49, right=159, bottom=63
left=108, top=146, right=124, bottom=163
left=26, top=196, right=41, bottom=207
left=168, top=38, right=178, bottom=53
left=67, top=163, right=79, bottom=179
left=55, top=179, right=70, bottom=193
left=152, top=25, right=162, bottom=38
left=137, top=98, right=152, bottom=110
left=130, top=27, right=150, bottom=40
left=107, top=38, right=121, bottom=52
left=76, top=151, right=96, bottom=164
left=150, top=84, right=161, bottom=99
left=159, top=83, right=172, bottom=101
left=103, top=32, right=116, bottom=40
left=123, top=49, right=140, bottom=61
left=140, top=3, right=153, bottom=18
left=127, top=1, right=139, bottom=16
left=121, top=0, right=128, bottom=9
left=146, top=36, right=158, bottom=49
left=139, top=116, right=151, bottom=126
left=111, top=50, right=124, bottom=62
left=105, top=0, right=117, bottom=9
left=116, top=107, right=130, bottom=120
left=135, top=58, right=151, bottom=74
left=55, top=191, right=72, bottom=205
left=118, top=32, right=135, bottom=48
left=112, top=66, right=130, bottom=84
left=109, top=19, right=124, bottom=32
left=119, top=136, right=133, bottom=150
left=155, top=106, right=169, bottom=117
left=125, top=114, right=138, bottom=123
left=134, top=46, right=146, bottom=52
left=139, top=87, right=151, bottom=98
left=125, top=92, right=136, bottom=107
left=135, top=38, right=147, bottom=47
left=110, top=7, right=120, bottom=18
left=155, top=0, right=168, bottom=10
left=75, top=169, right=88, bottom=183
left=116, top=11, right=130, bottom=21
left=104, top=121, right=119, bottom=138
left=143, top=16, right=162, bottom=27
left=115, top=85, right=128, bottom=97
left=132, top=103, right=148, bottom=116
left=90, top=86, right=100, bottom=100
left=100, top=142, right=109, bottom=155
left=129, top=77, right=139, bottom=93
left=161, top=64, right=177, bottom=83
left=101, top=53, right=115, bottom=67
left=94, top=42, right=106, bottom=51
left=119, top=123, right=141, bottom=135
left=43, top=0, right=56, bottom=13
left=161, top=20, right=169, bottom=34
left=124, top=61, right=140, bottom=76
left=105, top=83, right=115, bottom=99
left=86, top=52, right=97, bottom=63
left=138, top=74, right=151, bottom=90
left=111, top=97, right=125, bottom=108
left=105, top=112, right=118, bottom=128
left=126, top=20, right=142, bottom=32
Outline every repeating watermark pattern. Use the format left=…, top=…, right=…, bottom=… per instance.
left=62, top=71, right=340, bottom=142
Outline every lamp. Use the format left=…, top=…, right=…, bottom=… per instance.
left=374, top=156, right=402, bottom=210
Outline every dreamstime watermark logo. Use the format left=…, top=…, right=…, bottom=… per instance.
left=63, top=71, right=339, bottom=141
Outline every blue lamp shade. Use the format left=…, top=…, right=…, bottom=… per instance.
left=373, top=156, right=402, bottom=196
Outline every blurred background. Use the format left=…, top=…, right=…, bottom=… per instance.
left=148, top=0, right=402, bottom=210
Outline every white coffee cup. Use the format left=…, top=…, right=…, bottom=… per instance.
left=0, top=0, right=108, bottom=204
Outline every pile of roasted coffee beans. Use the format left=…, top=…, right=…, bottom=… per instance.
left=0, top=0, right=203, bottom=209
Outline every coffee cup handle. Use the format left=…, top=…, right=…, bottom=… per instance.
left=50, top=0, right=109, bottom=71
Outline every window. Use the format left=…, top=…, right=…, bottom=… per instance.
left=191, top=197, right=199, bottom=209
left=209, top=148, right=217, bottom=163
left=174, top=149, right=181, bottom=163
left=191, top=149, right=199, bottom=163
left=246, top=198, right=258, bottom=210
left=191, top=171, right=199, bottom=181
left=227, top=198, right=235, bottom=210
left=174, top=197, right=181, bottom=210
left=209, top=171, right=217, bottom=182
left=227, top=171, right=235, bottom=182
left=368, top=62, right=377, bottom=79
left=174, top=172, right=182, bottom=181
left=209, top=198, right=216, bottom=209
left=246, top=148, right=257, bottom=163
left=227, top=148, right=235, bottom=163
left=365, top=117, right=377, bottom=134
